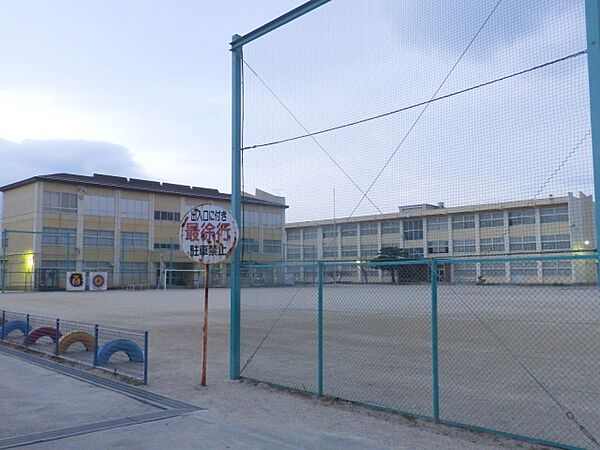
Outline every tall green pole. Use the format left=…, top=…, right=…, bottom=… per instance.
left=430, top=260, right=440, bottom=422
left=585, top=0, right=600, bottom=284
left=230, top=33, right=243, bottom=379
left=1, top=230, right=7, bottom=293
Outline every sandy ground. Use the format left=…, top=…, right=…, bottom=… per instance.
left=1, top=286, right=596, bottom=449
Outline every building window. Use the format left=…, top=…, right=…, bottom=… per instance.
left=303, top=228, right=317, bottom=240
left=243, top=210, right=260, bottom=228
left=403, top=219, right=423, bottom=240
left=540, top=206, right=569, bottom=223
left=242, top=239, right=259, bottom=254
left=121, top=262, right=148, bottom=283
left=323, top=245, right=338, bottom=258
left=508, top=209, right=535, bottom=226
left=83, top=230, right=114, bottom=247
left=541, top=234, right=570, bottom=251
left=381, top=220, right=400, bottom=234
left=427, top=217, right=448, bottom=232
left=480, top=212, right=504, bottom=228
left=341, top=245, right=358, bottom=257
left=480, top=262, right=505, bottom=278
left=428, top=240, right=449, bottom=254
left=42, top=228, right=76, bottom=246
left=360, top=244, right=379, bottom=258
left=322, top=225, right=338, bottom=238
left=121, top=198, right=149, bottom=220
left=287, top=246, right=301, bottom=260
left=303, top=245, right=317, bottom=259
left=83, top=261, right=112, bottom=271
left=509, top=236, right=536, bottom=252
left=453, top=263, right=477, bottom=281
left=406, top=248, right=424, bottom=259
left=84, top=195, right=115, bottom=217
left=542, top=260, right=572, bottom=277
left=452, top=214, right=475, bottom=229
left=44, top=191, right=78, bottom=214
left=511, top=261, right=538, bottom=279
left=287, top=229, right=301, bottom=241
left=40, top=260, right=76, bottom=271
left=264, top=240, right=282, bottom=254
left=121, top=232, right=149, bottom=249
left=453, top=239, right=476, bottom=253
left=261, top=212, right=283, bottom=228
left=340, top=223, right=357, bottom=237
left=480, top=237, right=504, bottom=253
left=154, top=210, right=181, bottom=221
left=153, top=242, right=179, bottom=250
left=360, top=222, right=378, bottom=236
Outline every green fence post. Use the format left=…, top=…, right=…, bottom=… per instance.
left=318, top=262, right=324, bottom=396
left=230, top=33, right=243, bottom=380
left=430, top=260, right=440, bottom=422
left=585, top=0, right=600, bottom=284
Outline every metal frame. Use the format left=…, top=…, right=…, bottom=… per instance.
left=230, top=0, right=600, bottom=447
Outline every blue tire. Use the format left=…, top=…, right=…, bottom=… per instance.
left=96, top=339, right=144, bottom=365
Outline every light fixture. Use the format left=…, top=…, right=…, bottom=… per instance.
left=584, top=240, right=590, bottom=246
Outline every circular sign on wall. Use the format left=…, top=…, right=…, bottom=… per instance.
left=179, top=204, right=239, bottom=265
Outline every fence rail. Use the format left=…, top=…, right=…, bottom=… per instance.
left=0, top=310, right=148, bottom=384
left=239, top=255, right=600, bottom=449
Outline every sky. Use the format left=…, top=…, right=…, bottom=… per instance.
left=0, top=0, right=594, bottom=225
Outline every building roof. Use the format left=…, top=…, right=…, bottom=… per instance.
left=0, top=173, right=287, bottom=209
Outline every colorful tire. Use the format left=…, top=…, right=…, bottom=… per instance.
left=25, top=327, right=62, bottom=345
left=58, top=331, right=95, bottom=353
left=96, top=339, right=144, bottom=365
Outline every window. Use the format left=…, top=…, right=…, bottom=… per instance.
left=509, top=236, right=536, bottom=252
left=480, top=262, right=505, bottom=278
left=360, top=222, right=378, bottom=236
left=263, top=212, right=283, bottom=228
left=287, top=229, right=301, bottom=241
left=44, top=191, right=77, bottom=214
left=40, top=260, right=76, bottom=271
left=428, top=240, right=448, bottom=254
left=323, top=245, right=338, bottom=258
left=541, top=234, right=570, bottom=251
left=322, top=225, right=338, bottom=238
left=381, top=220, right=400, bottom=234
left=427, top=217, right=448, bottom=232
left=42, top=228, right=76, bottom=246
left=287, top=246, right=301, bottom=260
left=452, top=214, right=475, bottom=229
left=403, top=219, right=423, bottom=240
left=540, top=206, right=568, bottom=223
left=153, top=242, right=179, bottom=250
left=453, top=263, right=477, bottom=281
left=542, top=260, right=572, bottom=277
left=303, top=245, right=317, bottom=259
left=480, top=237, right=504, bottom=252
left=121, top=232, right=149, bottom=249
left=406, top=248, right=424, bottom=259
left=84, top=195, right=115, bottom=217
left=121, top=262, right=148, bottom=283
left=360, top=244, right=379, bottom=258
left=121, top=198, right=149, bottom=220
left=508, top=209, right=535, bottom=226
left=264, top=240, right=282, bottom=254
left=511, top=261, right=538, bottom=279
left=340, top=223, right=357, bottom=237
left=480, top=212, right=503, bottom=228
left=341, top=245, right=358, bottom=257
left=154, top=210, right=181, bottom=222
left=243, top=210, right=260, bottom=228
left=453, top=239, right=476, bottom=253
left=242, top=239, right=259, bottom=254
left=303, top=228, right=317, bottom=240
left=83, top=230, right=114, bottom=247
left=83, top=261, right=112, bottom=271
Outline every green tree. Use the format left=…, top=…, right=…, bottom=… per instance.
left=371, top=246, right=408, bottom=284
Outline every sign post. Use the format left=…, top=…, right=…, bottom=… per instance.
left=179, top=204, right=239, bottom=386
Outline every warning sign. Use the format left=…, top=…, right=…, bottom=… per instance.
left=179, top=204, right=239, bottom=265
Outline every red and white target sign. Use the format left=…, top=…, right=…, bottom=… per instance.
left=179, top=204, right=239, bottom=265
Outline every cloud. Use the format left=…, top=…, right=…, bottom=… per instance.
left=0, top=138, right=144, bottom=228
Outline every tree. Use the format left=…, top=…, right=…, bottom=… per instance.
left=371, top=246, right=408, bottom=284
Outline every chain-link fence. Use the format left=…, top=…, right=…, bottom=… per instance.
left=0, top=310, right=148, bottom=384
left=239, top=255, right=599, bottom=448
